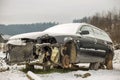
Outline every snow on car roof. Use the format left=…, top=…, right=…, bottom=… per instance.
left=9, top=23, right=86, bottom=40
left=9, top=23, right=112, bottom=43
left=44, top=23, right=86, bottom=34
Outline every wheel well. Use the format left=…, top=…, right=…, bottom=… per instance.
left=63, top=40, right=77, bottom=63
left=36, top=34, right=57, bottom=44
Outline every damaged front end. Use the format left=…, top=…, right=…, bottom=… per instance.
left=6, top=34, right=77, bottom=70
left=33, top=43, right=61, bottom=69
left=31, top=34, right=77, bottom=69
left=32, top=34, right=64, bottom=69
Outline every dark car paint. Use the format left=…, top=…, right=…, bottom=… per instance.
left=7, top=33, right=112, bottom=63
left=50, top=35, right=110, bottom=63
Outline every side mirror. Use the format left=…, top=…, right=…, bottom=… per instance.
left=80, top=30, right=89, bottom=35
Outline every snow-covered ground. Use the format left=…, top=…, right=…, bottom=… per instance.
left=38, top=69, right=120, bottom=80
left=0, top=50, right=120, bottom=80
left=0, top=70, right=29, bottom=80
left=38, top=50, right=120, bottom=80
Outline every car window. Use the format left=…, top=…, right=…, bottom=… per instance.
left=93, top=28, right=102, bottom=36
left=92, top=28, right=104, bottom=40
left=101, top=31, right=111, bottom=40
left=101, top=31, right=109, bottom=37
left=80, top=25, right=94, bottom=35
left=92, top=27, right=111, bottom=41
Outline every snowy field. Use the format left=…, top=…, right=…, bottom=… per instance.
left=0, top=50, right=120, bottom=80
left=37, top=50, right=120, bottom=80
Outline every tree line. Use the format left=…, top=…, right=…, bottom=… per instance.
left=0, top=9, right=120, bottom=44
left=0, top=22, right=58, bottom=35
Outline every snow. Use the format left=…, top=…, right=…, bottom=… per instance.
left=0, top=50, right=120, bottom=80
left=1, top=34, right=11, bottom=40
left=113, top=50, right=120, bottom=71
left=0, top=51, right=6, bottom=59
left=113, top=50, right=120, bottom=64
left=9, top=31, right=43, bottom=40
left=0, top=70, right=29, bottom=80
left=8, top=23, right=112, bottom=46
left=8, top=23, right=87, bottom=40
left=38, top=70, right=120, bottom=80
left=44, top=23, right=84, bottom=34
left=8, top=23, right=85, bottom=41
left=7, top=39, right=26, bottom=45
left=37, top=49, right=120, bottom=80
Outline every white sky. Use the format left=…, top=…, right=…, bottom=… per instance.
left=0, top=0, right=120, bottom=24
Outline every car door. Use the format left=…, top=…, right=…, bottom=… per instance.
left=76, top=25, right=105, bottom=63
left=93, top=28, right=110, bottom=51
left=77, top=25, right=95, bottom=49
left=76, top=25, right=103, bottom=63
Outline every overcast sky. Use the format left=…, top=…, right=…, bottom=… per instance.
left=0, top=0, right=120, bottom=24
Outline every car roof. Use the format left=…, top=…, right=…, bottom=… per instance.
left=44, top=23, right=112, bottom=43
left=44, top=23, right=87, bottom=34
left=9, top=23, right=112, bottom=43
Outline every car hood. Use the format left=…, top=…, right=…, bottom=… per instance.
left=7, top=31, right=80, bottom=45
left=9, top=31, right=81, bottom=40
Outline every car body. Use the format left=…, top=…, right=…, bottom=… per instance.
left=6, top=23, right=114, bottom=69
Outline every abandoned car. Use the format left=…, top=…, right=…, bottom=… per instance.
left=6, top=23, right=114, bottom=70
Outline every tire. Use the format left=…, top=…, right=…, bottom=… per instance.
left=69, top=41, right=77, bottom=63
left=62, top=55, right=70, bottom=68
left=105, top=53, right=113, bottom=70
left=89, top=62, right=100, bottom=70
left=61, top=40, right=76, bottom=68
left=98, top=50, right=114, bottom=70
left=63, top=40, right=77, bottom=63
